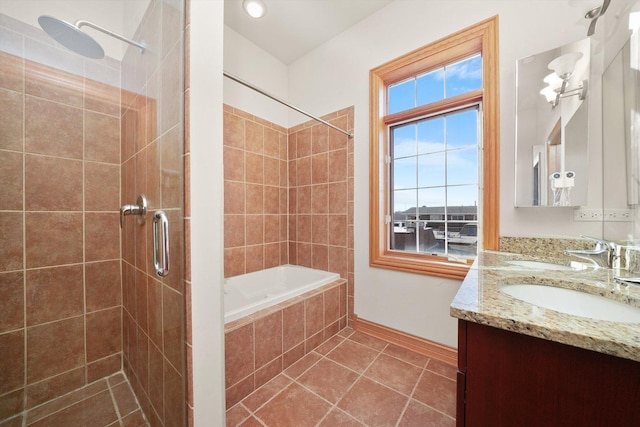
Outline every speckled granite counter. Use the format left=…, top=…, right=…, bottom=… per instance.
left=450, top=250, right=640, bottom=362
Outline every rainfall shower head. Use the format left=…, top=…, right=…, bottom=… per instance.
left=38, top=15, right=145, bottom=59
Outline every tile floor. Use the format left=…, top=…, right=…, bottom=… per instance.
left=1, top=372, right=148, bottom=427
left=226, top=328, right=457, bottom=427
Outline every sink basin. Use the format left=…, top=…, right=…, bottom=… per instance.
left=505, top=260, right=585, bottom=271
left=501, top=284, right=640, bottom=323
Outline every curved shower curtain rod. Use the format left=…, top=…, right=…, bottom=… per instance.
left=223, top=71, right=353, bottom=139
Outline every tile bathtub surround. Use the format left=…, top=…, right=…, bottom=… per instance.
left=226, top=327, right=456, bottom=427
left=222, top=105, right=355, bottom=322
left=224, top=279, right=348, bottom=409
left=223, top=105, right=290, bottom=277
left=0, top=50, right=122, bottom=421
left=288, top=107, right=355, bottom=325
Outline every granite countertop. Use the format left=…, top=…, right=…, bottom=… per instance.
left=450, top=250, right=640, bottom=362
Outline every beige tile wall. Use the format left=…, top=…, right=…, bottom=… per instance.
left=288, top=107, right=355, bottom=324
left=223, top=105, right=290, bottom=278
left=0, top=51, right=122, bottom=421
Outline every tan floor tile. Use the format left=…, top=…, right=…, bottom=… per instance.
left=347, top=331, right=388, bottom=351
left=121, top=410, right=149, bottom=427
left=326, top=339, right=380, bottom=373
left=318, top=408, right=364, bottom=426
left=398, top=399, right=455, bottom=427
left=226, top=404, right=251, bottom=427
left=426, top=358, right=457, bottom=380
left=241, top=374, right=292, bottom=412
left=239, top=416, right=264, bottom=426
left=297, top=359, right=359, bottom=404
left=28, top=390, right=117, bottom=427
left=337, top=376, right=409, bottom=426
left=382, top=344, right=429, bottom=368
left=254, top=383, right=331, bottom=427
left=412, top=370, right=457, bottom=418
left=363, top=353, right=423, bottom=395
left=314, top=335, right=344, bottom=355
left=283, top=352, right=321, bottom=379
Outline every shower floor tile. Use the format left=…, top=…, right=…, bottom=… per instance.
left=226, top=328, right=456, bottom=427
left=3, top=372, right=148, bottom=427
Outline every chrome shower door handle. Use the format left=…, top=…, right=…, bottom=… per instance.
left=152, top=210, right=170, bottom=277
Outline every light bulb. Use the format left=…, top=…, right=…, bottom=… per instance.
left=243, top=0, right=267, bottom=19
left=543, top=72, right=563, bottom=90
left=548, top=52, right=583, bottom=80
left=540, top=86, right=557, bottom=103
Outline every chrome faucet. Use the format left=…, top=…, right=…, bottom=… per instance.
left=120, top=194, right=147, bottom=228
left=564, top=236, right=618, bottom=268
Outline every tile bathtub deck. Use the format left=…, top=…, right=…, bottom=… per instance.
left=226, top=328, right=457, bottom=427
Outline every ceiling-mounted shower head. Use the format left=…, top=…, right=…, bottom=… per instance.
left=38, top=15, right=145, bottom=59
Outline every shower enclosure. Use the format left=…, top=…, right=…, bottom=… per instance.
left=0, top=0, right=186, bottom=425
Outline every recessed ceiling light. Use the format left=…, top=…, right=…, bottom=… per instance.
left=242, top=0, right=267, bottom=19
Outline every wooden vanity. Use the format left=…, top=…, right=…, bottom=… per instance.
left=451, top=251, right=640, bottom=427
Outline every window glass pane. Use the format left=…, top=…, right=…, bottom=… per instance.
left=392, top=124, right=416, bottom=158
left=447, top=148, right=477, bottom=186
left=417, top=68, right=444, bottom=106
left=393, top=157, right=417, bottom=190
left=447, top=185, right=478, bottom=207
left=445, top=54, right=482, bottom=98
left=418, top=153, right=445, bottom=187
left=388, top=78, right=415, bottom=114
left=391, top=194, right=417, bottom=252
left=392, top=189, right=417, bottom=214
left=417, top=117, right=444, bottom=154
left=417, top=188, right=446, bottom=255
left=417, top=187, right=446, bottom=209
left=446, top=109, right=478, bottom=148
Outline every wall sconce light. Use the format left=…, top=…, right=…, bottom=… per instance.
left=539, top=52, right=588, bottom=108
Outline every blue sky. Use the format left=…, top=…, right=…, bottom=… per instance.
left=388, top=54, right=481, bottom=221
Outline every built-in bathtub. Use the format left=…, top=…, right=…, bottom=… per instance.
left=224, top=264, right=340, bottom=323
left=224, top=265, right=347, bottom=408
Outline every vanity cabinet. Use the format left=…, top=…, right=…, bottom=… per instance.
left=457, top=320, right=640, bottom=427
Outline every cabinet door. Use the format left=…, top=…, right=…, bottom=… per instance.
left=462, top=321, right=640, bottom=427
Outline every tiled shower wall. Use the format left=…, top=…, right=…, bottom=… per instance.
left=0, top=46, right=122, bottom=420
left=120, top=1, right=186, bottom=426
left=223, top=105, right=290, bottom=278
left=222, top=106, right=355, bottom=321
left=288, top=107, right=355, bottom=323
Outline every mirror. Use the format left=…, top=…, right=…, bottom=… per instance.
left=515, top=38, right=591, bottom=207
left=604, top=37, right=640, bottom=209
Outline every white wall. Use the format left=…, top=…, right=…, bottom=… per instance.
left=223, top=26, right=290, bottom=127
left=190, top=0, right=226, bottom=424
left=286, top=0, right=610, bottom=348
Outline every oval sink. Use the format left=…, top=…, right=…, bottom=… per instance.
left=505, top=260, right=585, bottom=271
left=501, top=284, right=640, bottom=323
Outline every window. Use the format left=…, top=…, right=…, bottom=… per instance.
left=369, top=17, right=499, bottom=280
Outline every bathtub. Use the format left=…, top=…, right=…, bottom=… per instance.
left=224, top=264, right=340, bottom=323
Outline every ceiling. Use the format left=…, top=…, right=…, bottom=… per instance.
left=224, top=0, right=394, bottom=64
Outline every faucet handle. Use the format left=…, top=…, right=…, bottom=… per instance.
left=580, top=235, right=615, bottom=250
left=120, top=194, right=147, bottom=228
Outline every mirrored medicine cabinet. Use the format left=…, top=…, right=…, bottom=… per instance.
left=515, top=38, right=591, bottom=207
